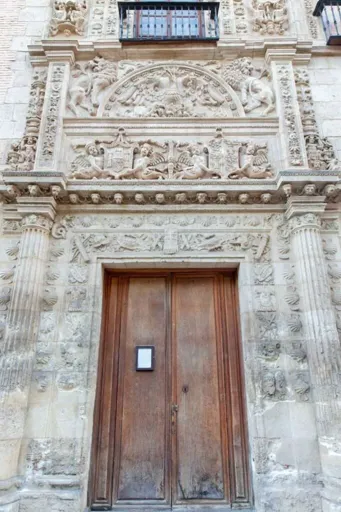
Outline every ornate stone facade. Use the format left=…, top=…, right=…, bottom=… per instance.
left=0, top=1, right=341, bottom=512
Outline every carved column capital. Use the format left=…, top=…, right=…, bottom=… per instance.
left=21, top=214, right=53, bottom=233
left=288, top=212, right=321, bottom=233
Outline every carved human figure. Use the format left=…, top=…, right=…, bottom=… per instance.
left=223, top=58, right=275, bottom=116
left=49, top=0, right=88, bottom=36
left=113, top=143, right=167, bottom=180
left=70, top=142, right=111, bottom=179
left=6, top=136, right=37, bottom=171
left=251, top=0, right=288, bottom=35
left=68, top=58, right=117, bottom=116
left=174, top=144, right=220, bottom=180
left=228, top=143, right=273, bottom=179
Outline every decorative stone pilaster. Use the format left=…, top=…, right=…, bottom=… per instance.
left=0, top=205, right=54, bottom=511
left=287, top=199, right=341, bottom=511
left=34, top=55, right=73, bottom=172
left=266, top=50, right=309, bottom=169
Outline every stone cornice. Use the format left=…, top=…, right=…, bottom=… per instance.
left=285, top=195, right=327, bottom=221
left=27, top=38, right=314, bottom=64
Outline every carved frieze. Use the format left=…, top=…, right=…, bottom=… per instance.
left=49, top=0, right=88, bottom=36
left=250, top=0, right=289, bottom=35
left=68, top=128, right=274, bottom=180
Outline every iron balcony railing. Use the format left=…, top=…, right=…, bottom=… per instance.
left=118, top=1, right=220, bottom=42
left=314, top=0, right=341, bottom=44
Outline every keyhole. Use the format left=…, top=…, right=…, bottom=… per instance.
left=182, top=385, right=189, bottom=394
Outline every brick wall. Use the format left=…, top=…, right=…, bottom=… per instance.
left=0, top=0, right=50, bottom=163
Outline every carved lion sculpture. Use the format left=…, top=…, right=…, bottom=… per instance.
left=222, top=57, right=275, bottom=116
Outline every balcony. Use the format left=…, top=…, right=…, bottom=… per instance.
left=313, top=0, right=341, bottom=44
left=118, top=1, right=220, bottom=42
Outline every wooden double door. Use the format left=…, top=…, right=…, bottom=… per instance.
left=90, top=272, right=250, bottom=511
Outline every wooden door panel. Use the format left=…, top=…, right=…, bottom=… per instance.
left=115, top=277, right=169, bottom=502
left=172, top=276, right=225, bottom=503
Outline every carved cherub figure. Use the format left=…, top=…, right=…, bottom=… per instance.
left=70, top=142, right=111, bottom=179
left=174, top=144, right=220, bottom=180
left=113, top=143, right=167, bottom=180
left=228, top=143, right=273, bottom=179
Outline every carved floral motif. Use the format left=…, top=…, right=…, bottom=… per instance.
left=49, top=0, right=88, bottom=36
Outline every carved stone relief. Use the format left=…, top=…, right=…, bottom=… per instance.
left=68, top=128, right=274, bottom=180
left=277, top=65, right=305, bottom=166
left=37, top=64, right=65, bottom=168
left=233, top=0, right=248, bottom=33
left=89, top=0, right=118, bottom=37
left=49, top=0, right=88, bottom=36
left=304, top=0, right=319, bottom=38
left=6, top=70, right=47, bottom=171
left=295, top=68, right=340, bottom=171
left=100, top=63, right=243, bottom=118
left=250, top=0, right=289, bottom=35
left=67, top=57, right=117, bottom=116
left=222, top=58, right=275, bottom=116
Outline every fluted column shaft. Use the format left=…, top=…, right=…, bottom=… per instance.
left=290, top=213, right=341, bottom=511
left=0, top=214, right=52, bottom=511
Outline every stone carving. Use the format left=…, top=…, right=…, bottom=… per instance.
left=256, top=312, right=278, bottom=340
left=304, top=0, right=318, bottom=38
left=0, top=269, right=15, bottom=283
left=284, top=286, right=300, bottom=311
left=221, top=0, right=233, bottom=35
left=253, top=264, right=274, bottom=284
left=101, top=64, right=242, bottom=118
left=89, top=0, right=118, bottom=37
left=295, top=68, right=340, bottom=170
left=292, top=372, right=310, bottom=401
left=70, top=231, right=269, bottom=261
left=233, top=0, right=248, bottom=34
left=287, top=314, right=303, bottom=334
left=113, top=142, right=169, bottom=180
left=257, top=341, right=281, bottom=361
left=67, top=57, right=117, bottom=116
left=49, top=0, right=88, bottom=36
left=256, top=289, right=276, bottom=311
left=222, top=58, right=275, bottom=116
left=288, top=342, right=307, bottom=363
left=42, top=288, right=58, bottom=311
left=0, top=287, right=11, bottom=311
left=262, top=369, right=286, bottom=399
left=228, top=142, right=273, bottom=179
left=250, top=0, right=289, bottom=35
left=66, top=287, right=87, bottom=311
left=38, top=64, right=65, bottom=168
left=26, top=439, right=82, bottom=476
left=69, top=128, right=273, bottom=180
left=278, top=65, right=305, bottom=166
left=6, top=70, right=46, bottom=171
